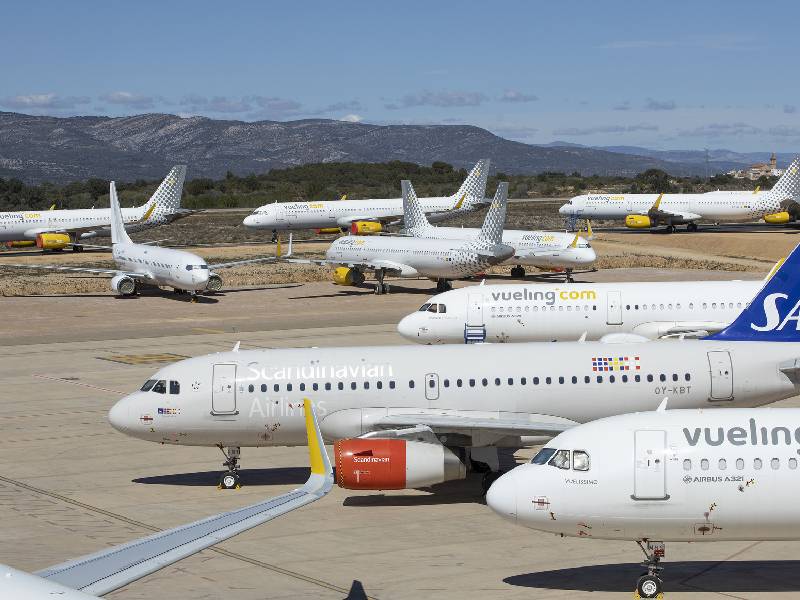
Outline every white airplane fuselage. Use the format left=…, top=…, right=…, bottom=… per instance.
left=108, top=340, right=800, bottom=449
left=398, top=280, right=763, bottom=343
left=112, top=242, right=210, bottom=291
left=488, top=408, right=800, bottom=542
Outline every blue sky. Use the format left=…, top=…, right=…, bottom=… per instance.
left=1, top=0, right=798, bottom=152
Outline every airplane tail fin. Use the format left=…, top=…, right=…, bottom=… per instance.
left=708, top=242, right=800, bottom=341
left=401, top=180, right=434, bottom=233
left=451, top=159, right=490, bottom=210
left=477, top=182, right=508, bottom=245
left=109, top=182, right=132, bottom=245
left=137, top=165, right=187, bottom=223
left=758, top=157, right=800, bottom=213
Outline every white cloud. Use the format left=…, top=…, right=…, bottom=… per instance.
left=385, top=90, right=488, bottom=110
left=99, top=91, right=158, bottom=109
left=340, top=114, right=363, bottom=122
left=553, top=124, right=659, bottom=136
left=499, top=90, right=538, bottom=103
left=0, top=93, right=90, bottom=110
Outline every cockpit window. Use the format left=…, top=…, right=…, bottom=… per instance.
left=573, top=450, right=590, bottom=471
left=531, top=447, right=557, bottom=465
left=169, top=380, right=180, bottom=395
left=578, top=242, right=591, bottom=248
left=549, top=449, right=571, bottom=469
left=152, top=380, right=167, bottom=394
left=418, top=303, right=431, bottom=312
left=140, top=379, right=156, bottom=392
left=438, top=304, right=446, bottom=313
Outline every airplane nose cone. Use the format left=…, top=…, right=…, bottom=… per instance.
left=397, top=314, right=421, bottom=341
left=583, top=246, right=597, bottom=265
left=108, top=397, right=131, bottom=433
left=558, top=204, right=570, bottom=215
left=486, top=470, right=517, bottom=522
left=242, top=214, right=257, bottom=227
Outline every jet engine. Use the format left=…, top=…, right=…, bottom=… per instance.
left=350, top=221, right=383, bottom=234
left=35, top=233, right=71, bottom=250
left=315, top=227, right=342, bottom=234
left=110, top=274, right=137, bottom=296
left=625, top=215, right=652, bottom=229
left=764, top=212, right=791, bottom=224
left=206, top=273, right=223, bottom=292
left=5, top=240, right=35, bottom=248
left=332, top=267, right=365, bottom=286
left=334, top=438, right=466, bottom=490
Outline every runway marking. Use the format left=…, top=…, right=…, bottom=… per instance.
left=98, top=353, right=189, bottom=365
left=33, top=374, right=125, bottom=394
left=192, top=327, right=226, bottom=334
left=0, top=474, right=380, bottom=599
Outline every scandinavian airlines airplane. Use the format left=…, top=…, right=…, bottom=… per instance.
left=283, top=182, right=513, bottom=294
left=559, top=157, right=800, bottom=232
left=0, top=165, right=188, bottom=251
left=397, top=276, right=768, bottom=344
left=1, top=400, right=332, bottom=599
left=2, top=182, right=285, bottom=299
left=486, top=404, right=800, bottom=598
left=242, top=159, right=491, bottom=235
left=109, top=243, right=800, bottom=490
left=401, top=180, right=595, bottom=281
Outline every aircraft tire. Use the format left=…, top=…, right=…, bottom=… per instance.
left=687, top=222, right=698, bottom=232
left=636, top=574, right=662, bottom=598
left=666, top=225, right=676, bottom=234
left=219, top=472, right=240, bottom=490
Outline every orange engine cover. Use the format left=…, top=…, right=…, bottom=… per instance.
left=335, top=438, right=407, bottom=489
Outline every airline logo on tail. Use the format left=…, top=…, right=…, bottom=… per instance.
left=750, top=293, right=800, bottom=332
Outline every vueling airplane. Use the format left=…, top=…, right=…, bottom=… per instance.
left=486, top=404, right=800, bottom=598
left=242, top=159, right=491, bottom=235
left=0, top=165, right=188, bottom=251
left=1, top=400, right=331, bottom=599
left=559, top=156, right=800, bottom=232
left=282, top=182, right=513, bottom=294
left=3, top=182, right=286, bottom=299
left=401, top=180, right=595, bottom=281
left=397, top=275, right=769, bottom=343
left=109, top=243, right=800, bottom=490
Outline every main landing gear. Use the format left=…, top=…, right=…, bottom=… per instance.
left=687, top=222, right=698, bottom=232
left=374, top=268, right=391, bottom=295
left=565, top=268, right=574, bottom=283
left=71, top=244, right=84, bottom=252
left=436, top=279, right=453, bottom=293
left=510, top=265, right=526, bottom=279
left=217, top=445, right=241, bottom=489
left=635, top=540, right=665, bottom=598
left=271, top=229, right=278, bottom=243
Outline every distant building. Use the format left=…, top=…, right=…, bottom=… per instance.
left=728, top=153, right=784, bottom=180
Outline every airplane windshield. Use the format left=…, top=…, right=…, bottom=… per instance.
left=418, top=303, right=431, bottom=312
left=549, top=449, right=571, bottom=469
left=152, top=380, right=167, bottom=394
left=140, top=379, right=156, bottom=392
left=531, top=447, right=557, bottom=464
left=185, top=265, right=209, bottom=270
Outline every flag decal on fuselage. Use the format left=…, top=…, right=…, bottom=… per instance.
left=591, top=356, right=641, bottom=371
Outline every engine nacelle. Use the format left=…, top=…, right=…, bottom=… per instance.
left=206, top=273, right=223, bottom=292
left=315, top=227, right=342, bottom=234
left=350, top=221, right=383, bottom=234
left=332, top=267, right=365, bottom=286
left=334, top=438, right=466, bottom=490
left=36, top=233, right=71, bottom=250
left=110, top=274, right=137, bottom=296
left=625, top=215, right=652, bottom=229
left=764, top=211, right=791, bottom=224
left=5, top=240, right=35, bottom=248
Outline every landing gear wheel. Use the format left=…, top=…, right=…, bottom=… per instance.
left=71, top=244, right=84, bottom=252
left=219, top=471, right=240, bottom=490
left=636, top=574, right=663, bottom=598
left=374, top=282, right=387, bottom=295
left=565, top=269, right=574, bottom=283
left=510, top=265, right=525, bottom=278
left=666, top=225, right=676, bottom=234
left=687, top=222, right=698, bottom=232
left=217, top=445, right=241, bottom=489
left=271, top=230, right=278, bottom=243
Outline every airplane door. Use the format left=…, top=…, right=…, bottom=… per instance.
left=212, top=364, right=238, bottom=414
left=606, top=291, right=623, bottom=325
left=633, top=430, right=668, bottom=500
left=467, top=293, right=484, bottom=326
left=707, top=351, right=733, bottom=401
left=425, top=373, right=440, bottom=401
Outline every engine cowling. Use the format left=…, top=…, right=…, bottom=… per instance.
left=625, top=215, right=652, bottom=229
left=332, top=267, right=365, bottom=286
left=110, top=274, right=137, bottom=296
left=350, top=221, right=383, bottom=234
left=764, top=211, right=791, bottom=224
left=206, top=273, right=223, bottom=292
left=334, top=438, right=466, bottom=490
left=5, top=240, right=35, bottom=248
left=315, top=227, right=342, bottom=234
left=36, top=233, right=71, bottom=250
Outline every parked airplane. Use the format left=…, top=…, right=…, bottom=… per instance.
left=0, top=165, right=188, bottom=251
left=281, top=182, right=513, bottom=294
left=401, top=180, right=595, bottom=281
left=397, top=276, right=767, bottom=344
left=2, top=182, right=286, bottom=299
left=559, top=157, right=800, bottom=232
left=486, top=404, right=800, bottom=598
left=242, top=159, right=491, bottom=236
left=109, top=243, right=800, bottom=491
left=1, top=399, right=331, bottom=599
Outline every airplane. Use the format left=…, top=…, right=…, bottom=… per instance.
left=485, top=403, right=800, bottom=598
left=0, top=182, right=288, bottom=299
left=279, top=182, right=514, bottom=294
left=108, top=242, right=800, bottom=491
left=0, top=165, right=188, bottom=251
left=0, top=399, right=332, bottom=599
left=241, top=159, right=491, bottom=236
left=397, top=275, right=769, bottom=344
left=559, top=156, right=800, bottom=232
left=401, top=180, right=595, bottom=281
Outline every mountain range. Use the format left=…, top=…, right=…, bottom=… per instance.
left=0, top=111, right=792, bottom=184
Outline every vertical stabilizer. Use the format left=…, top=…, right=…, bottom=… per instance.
left=402, top=180, right=434, bottom=233
left=137, top=165, right=187, bottom=222
left=757, top=157, right=800, bottom=215
left=110, top=182, right=133, bottom=245
left=478, top=182, right=508, bottom=245
left=452, top=159, right=490, bottom=210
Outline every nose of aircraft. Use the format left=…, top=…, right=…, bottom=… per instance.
left=486, top=469, right=518, bottom=523
left=397, top=313, right=422, bottom=341
left=108, top=396, right=131, bottom=433
left=242, top=214, right=258, bottom=227
left=558, top=203, right=571, bottom=215
left=580, top=245, right=597, bottom=265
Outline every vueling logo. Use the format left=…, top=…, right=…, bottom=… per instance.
left=750, top=293, right=800, bottom=331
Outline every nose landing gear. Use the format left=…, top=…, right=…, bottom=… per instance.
left=217, top=445, right=241, bottom=489
left=635, top=540, right=665, bottom=598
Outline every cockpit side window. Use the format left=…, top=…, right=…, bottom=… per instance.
left=531, top=447, right=557, bottom=465
left=140, top=379, right=156, bottom=392
left=152, top=380, right=167, bottom=394
left=549, top=449, right=571, bottom=469
left=438, top=304, right=446, bottom=313
left=418, top=303, right=431, bottom=312
left=169, top=380, right=180, bottom=394
left=427, top=304, right=438, bottom=313
left=572, top=450, right=590, bottom=471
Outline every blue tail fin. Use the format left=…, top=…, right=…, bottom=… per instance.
left=708, top=243, right=800, bottom=341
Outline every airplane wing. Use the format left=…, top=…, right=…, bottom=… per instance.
left=633, top=320, right=730, bottom=339
left=371, top=414, right=578, bottom=438
left=34, top=399, right=332, bottom=598
left=0, top=263, right=149, bottom=278
left=207, top=256, right=280, bottom=270
left=280, top=257, right=406, bottom=276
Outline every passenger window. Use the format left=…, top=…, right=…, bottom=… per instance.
left=313, top=383, right=320, bottom=391
left=622, top=374, right=628, bottom=382
left=596, top=376, right=603, bottom=383
left=469, top=379, right=475, bottom=387
left=736, top=458, right=744, bottom=470
left=140, top=379, right=156, bottom=392
left=444, top=379, right=450, bottom=388
left=718, top=458, right=727, bottom=470
left=248, top=384, right=254, bottom=393
left=299, top=383, right=306, bottom=391
left=428, top=379, right=435, bottom=388
left=635, top=375, right=641, bottom=382
left=584, top=375, right=590, bottom=383
left=545, top=377, right=552, bottom=384
left=287, top=383, right=293, bottom=392
left=771, top=458, right=780, bottom=470
left=326, top=382, right=332, bottom=390
left=573, top=450, right=590, bottom=471
left=647, top=374, right=653, bottom=382
left=456, top=379, right=463, bottom=387
left=507, top=378, right=514, bottom=385
left=389, top=381, right=396, bottom=389
left=685, top=373, right=691, bottom=381
left=375, top=381, right=381, bottom=390
left=659, top=374, right=666, bottom=382
left=531, top=447, right=556, bottom=465
left=482, top=378, right=488, bottom=386
left=350, top=382, right=357, bottom=390
left=683, top=459, right=691, bottom=470
left=409, top=380, right=415, bottom=389
left=495, top=378, right=501, bottom=386
left=169, top=381, right=180, bottom=394
left=152, top=380, right=166, bottom=394
left=549, top=450, right=570, bottom=470
left=533, top=377, right=539, bottom=385
left=521, top=377, right=527, bottom=385
left=558, top=376, right=564, bottom=384
left=790, top=458, right=798, bottom=470
left=754, top=458, right=763, bottom=470
left=609, top=375, right=615, bottom=383
left=701, top=459, right=709, bottom=470
left=672, top=374, right=678, bottom=382
left=571, top=376, right=577, bottom=384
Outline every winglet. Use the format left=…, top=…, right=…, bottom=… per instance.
left=656, top=397, right=669, bottom=412
left=303, top=398, right=332, bottom=477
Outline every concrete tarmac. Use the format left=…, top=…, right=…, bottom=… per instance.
left=2, top=272, right=800, bottom=599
